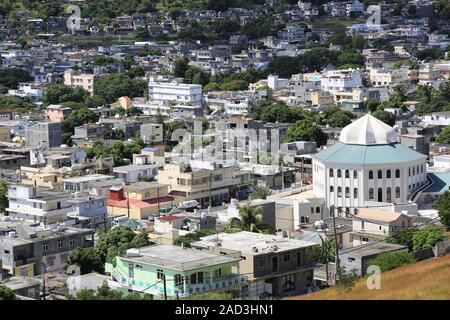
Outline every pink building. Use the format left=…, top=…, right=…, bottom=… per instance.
left=45, top=104, right=73, bottom=122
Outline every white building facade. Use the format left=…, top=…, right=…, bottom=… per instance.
left=148, top=80, right=203, bottom=105
left=312, top=114, right=428, bottom=216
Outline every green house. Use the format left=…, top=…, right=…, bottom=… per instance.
left=105, top=244, right=246, bottom=299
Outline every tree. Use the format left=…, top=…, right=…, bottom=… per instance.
left=43, top=83, right=89, bottom=106
left=284, top=120, right=328, bottom=147
left=134, top=27, right=151, bottom=41
left=173, top=57, right=190, bottom=78
left=0, top=180, right=8, bottom=214
left=436, top=126, right=450, bottom=145
left=0, top=284, right=16, bottom=300
left=65, top=247, right=104, bottom=275
left=266, top=56, right=301, bottom=78
left=225, top=203, right=274, bottom=234
left=67, top=281, right=152, bottom=300
left=326, top=111, right=353, bottom=128
left=94, top=74, right=146, bottom=104
left=351, top=35, right=366, bottom=50
left=367, top=251, right=416, bottom=272
left=336, top=51, right=364, bottom=68
left=364, top=98, right=379, bottom=112
left=313, top=235, right=335, bottom=286
left=417, top=48, right=442, bottom=61
left=336, top=268, right=358, bottom=293
left=435, top=191, right=450, bottom=228
left=174, top=229, right=217, bottom=248
left=220, top=80, right=248, bottom=91
left=249, top=185, right=272, bottom=200
left=0, top=69, right=33, bottom=89
left=412, top=227, right=443, bottom=251
left=386, top=228, right=417, bottom=249
left=372, top=110, right=395, bottom=126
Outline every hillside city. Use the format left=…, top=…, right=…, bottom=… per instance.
left=0, top=0, right=449, bottom=301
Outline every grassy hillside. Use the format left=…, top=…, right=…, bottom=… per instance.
left=289, top=254, right=450, bottom=300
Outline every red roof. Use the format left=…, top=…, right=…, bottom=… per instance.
left=108, top=199, right=152, bottom=209
left=159, top=215, right=183, bottom=222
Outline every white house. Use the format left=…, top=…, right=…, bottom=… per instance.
left=320, top=69, right=362, bottom=94
left=148, top=79, right=203, bottom=105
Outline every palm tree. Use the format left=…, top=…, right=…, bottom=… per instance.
left=225, top=203, right=274, bottom=234
left=313, top=235, right=335, bottom=286
left=248, top=185, right=272, bottom=200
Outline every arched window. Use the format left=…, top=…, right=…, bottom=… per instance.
left=369, top=171, right=373, bottom=179
left=345, top=187, right=350, bottom=198
left=316, top=207, right=320, bottom=213
left=330, top=186, right=334, bottom=192
left=353, top=170, right=357, bottom=179
left=311, top=207, right=314, bottom=214
left=378, top=170, right=382, bottom=179
left=395, top=169, right=400, bottom=178
left=301, top=217, right=305, bottom=223
left=354, top=188, right=358, bottom=198
left=421, top=165, right=424, bottom=173
left=387, top=187, right=392, bottom=203
left=409, top=168, right=411, bottom=176
left=329, top=168, right=334, bottom=177
left=337, top=169, right=342, bottom=178
left=413, top=167, right=415, bottom=175
left=337, top=186, right=342, bottom=197
left=396, top=187, right=400, bottom=198
left=386, top=170, right=391, bottom=178
left=345, top=207, right=350, bottom=217
left=369, top=188, right=374, bottom=199
left=377, top=188, right=383, bottom=202
left=345, top=170, right=349, bottom=178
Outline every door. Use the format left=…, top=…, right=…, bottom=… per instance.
left=377, top=188, right=383, bottom=202
left=272, top=256, right=278, bottom=273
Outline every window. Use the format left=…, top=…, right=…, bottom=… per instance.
left=20, top=267, right=28, bottom=277
left=259, top=257, right=266, bottom=267
left=47, top=256, right=55, bottom=267
left=378, top=170, right=382, bottom=179
left=386, top=170, right=391, bottom=178
left=345, top=187, right=350, bottom=198
left=387, top=187, right=392, bottom=202
left=330, top=186, right=334, bottom=193
left=369, top=188, right=374, bottom=200
left=283, top=252, right=291, bottom=262
left=296, top=251, right=302, bottom=267
left=421, top=165, right=424, bottom=173
left=348, top=257, right=355, bottom=262
left=329, top=168, right=334, bottom=177
left=369, top=170, right=373, bottom=179
left=175, top=274, right=183, bottom=286
left=282, top=274, right=295, bottom=292
left=337, top=186, right=342, bottom=197
left=362, top=237, right=369, bottom=242
left=57, top=240, right=64, bottom=249
left=413, top=167, right=415, bottom=175
left=316, top=207, right=320, bottom=214
left=353, top=170, right=358, bottom=179
left=214, top=268, right=223, bottom=277
left=396, top=187, right=400, bottom=198
left=395, top=169, right=400, bottom=178
left=311, top=207, right=314, bottom=214
left=157, top=269, right=164, bottom=280
left=345, top=170, right=349, bottom=178
left=361, top=221, right=365, bottom=229
left=337, top=169, right=341, bottom=178
left=69, top=237, right=75, bottom=247
left=43, top=243, right=49, bottom=252
left=345, top=207, right=350, bottom=217
left=353, top=188, right=358, bottom=198
left=409, top=168, right=411, bottom=176
left=190, top=272, right=203, bottom=284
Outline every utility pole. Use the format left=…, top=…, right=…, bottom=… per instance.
left=41, top=262, right=46, bottom=300
left=157, top=185, right=160, bottom=212
left=127, top=196, right=130, bottom=219
left=163, top=274, right=168, bottom=300
left=330, top=205, right=341, bottom=285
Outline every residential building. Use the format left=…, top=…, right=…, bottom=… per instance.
left=105, top=245, right=245, bottom=299
left=0, top=126, right=11, bottom=142
left=320, top=69, right=362, bottom=94
left=140, top=123, right=163, bottom=144
left=45, top=105, right=73, bottom=123
left=62, top=174, right=115, bottom=194
left=339, top=242, right=408, bottom=276
left=64, top=69, right=95, bottom=94
left=113, top=164, right=159, bottom=182
left=0, top=222, right=94, bottom=276
left=157, top=160, right=251, bottom=207
left=6, top=185, right=72, bottom=224
left=148, top=79, right=203, bottom=105
left=25, top=122, right=62, bottom=149
left=422, top=112, right=450, bottom=127
left=192, top=231, right=317, bottom=298
left=67, top=194, right=108, bottom=228
left=352, top=208, right=414, bottom=246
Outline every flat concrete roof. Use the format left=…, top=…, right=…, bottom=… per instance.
left=193, top=231, right=317, bottom=256
left=339, top=242, right=407, bottom=258
left=121, top=245, right=239, bottom=271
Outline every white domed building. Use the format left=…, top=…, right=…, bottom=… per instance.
left=312, top=114, right=427, bottom=216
